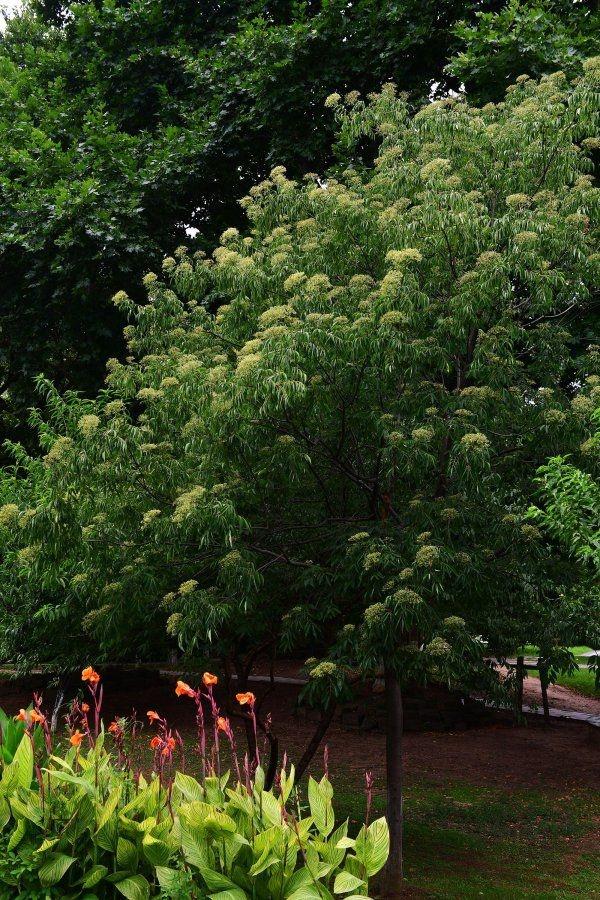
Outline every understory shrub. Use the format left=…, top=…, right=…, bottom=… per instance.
left=0, top=669, right=388, bottom=898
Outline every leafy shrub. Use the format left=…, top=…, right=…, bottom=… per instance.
left=0, top=670, right=388, bottom=898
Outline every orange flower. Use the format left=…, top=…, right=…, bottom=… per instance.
left=150, top=735, right=162, bottom=750
left=30, top=709, right=45, bottom=724
left=81, top=666, right=100, bottom=684
left=175, top=680, right=195, bottom=698
left=146, top=710, right=160, bottom=722
left=216, top=716, right=229, bottom=733
left=236, top=691, right=256, bottom=707
left=70, top=730, right=85, bottom=747
left=81, top=703, right=90, bottom=713
left=202, top=672, right=218, bottom=686
left=14, top=709, right=28, bottom=723
left=161, top=736, right=176, bottom=756
left=108, top=720, right=120, bottom=734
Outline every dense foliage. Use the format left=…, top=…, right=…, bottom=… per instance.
left=0, top=58, right=598, bottom=685
left=0, top=0, right=486, bottom=443
left=448, top=0, right=600, bottom=104
left=0, top=675, right=388, bottom=899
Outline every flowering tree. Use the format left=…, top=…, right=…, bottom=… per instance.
left=1, top=61, right=599, bottom=892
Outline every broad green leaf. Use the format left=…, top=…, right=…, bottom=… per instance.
left=0, top=796, right=11, bottom=830
left=200, top=866, right=239, bottom=892
left=38, top=852, right=77, bottom=887
left=209, top=891, right=248, bottom=900
left=8, top=818, right=26, bottom=850
left=82, top=864, right=109, bottom=888
left=11, top=735, right=33, bottom=791
left=155, top=867, right=181, bottom=892
left=117, top=836, right=139, bottom=870
left=142, top=833, right=170, bottom=866
left=354, top=817, right=389, bottom=877
left=308, top=777, right=334, bottom=836
left=174, top=770, right=204, bottom=802
left=115, top=875, right=150, bottom=900
left=333, top=870, right=365, bottom=894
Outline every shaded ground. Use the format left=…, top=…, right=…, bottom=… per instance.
left=0, top=668, right=598, bottom=791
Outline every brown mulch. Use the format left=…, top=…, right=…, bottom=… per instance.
left=1, top=668, right=599, bottom=793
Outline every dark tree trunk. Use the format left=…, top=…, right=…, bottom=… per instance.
left=381, top=668, right=404, bottom=898
left=233, top=659, right=258, bottom=762
left=538, top=658, right=550, bottom=725
left=294, top=703, right=337, bottom=782
left=515, top=655, right=525, bottom=722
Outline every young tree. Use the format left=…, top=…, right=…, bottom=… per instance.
left=1, top=61, right=599, bottom=892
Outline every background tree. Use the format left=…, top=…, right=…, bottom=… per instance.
left=448, top=0, right=600, bottom=104
left=0, top=0, right=486, bottom=446
left=1, top=60, right=598, bottom=892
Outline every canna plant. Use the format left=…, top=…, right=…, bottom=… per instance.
left=0, top=670, right=388, bottom=898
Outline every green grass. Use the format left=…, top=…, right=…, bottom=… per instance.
left=517, top=645, right=597, bottom=663
left=335, top=780, right=600, bottom=898
left=528, top=668, right=600, bottom=699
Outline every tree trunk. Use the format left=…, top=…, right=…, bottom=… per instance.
left=381, top=668, right=404, bottom=898
left=538, top=658, right=550, bottom=725
left=295, top=703, right=337, bottom=782
left=515, top=655, right=525, bottom=723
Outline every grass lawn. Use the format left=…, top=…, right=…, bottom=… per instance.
left=336, top=780, right=600, bottom=898
left=528, top=667, right=600, bottom=699
left=518, top=645, right=597, bottom=662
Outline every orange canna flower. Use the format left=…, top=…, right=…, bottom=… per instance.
left=161, top=736, right=176, bottom=756
left=150, top=735, right=162, bottom=750
left=81, top=666, right=100, bottom=684
left=14, top=709, right=28, bottom=723
left=70, top=730, right=85, bottom=747
left=108, top=720, right=120, bottom=734
left=175, top=680, right=195, bottom=698
left=146, top=710, right=160, bottom=722
left=202, top=672, right=218, bottom=687
left=30, top=709, right=45, bottom=724
left=236, top=691, right=256, bottom=707
left=216, top=716, right=229, bottom=733
left=81, top=703, right=90, bottom=713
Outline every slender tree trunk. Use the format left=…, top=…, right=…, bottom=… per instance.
left=538, top=658, right=550, bottom=725
left=233, top=659, right=258, bottom=762
left=295, top=703, right=337, bottom=782
left=515, top=655, right=525, bottom=723
left=381, top=668, right=403, bottom=898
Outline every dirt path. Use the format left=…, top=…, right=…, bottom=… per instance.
left=523, top=671, right=600, bottom=716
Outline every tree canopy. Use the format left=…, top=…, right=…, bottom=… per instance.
left=1, top=59, right=598, bottom=680
left=0, top=0, right=480, bottom=443
left=0, top=0, right=594, bottom=445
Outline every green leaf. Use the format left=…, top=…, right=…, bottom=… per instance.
left=38, top=852, right=77, bottom=887
left=155, top=866, right=182, bottom=892
left=8, top=818, right=26, bottom=850
left=333, top=870, right=365, bottom=894
left=11, top=735, right=33, bottom=791
left=82, top=864, right=109, bottom=888
left=200, top=866, right=239, bottom=892
left=174, top=770, right=204, bottom=802
left=209, top=891, right=248, bottom=900
left=114, top=874, right=151, bottom=900
left=308, top=776, right=334, bottom=836
left=354, top=817, right=389, bottom=877
left=142, top=833, right=170, bottom=866
left=117, top=836, right=139, bottom=870
left=0, top=795, right=11, bottom=830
